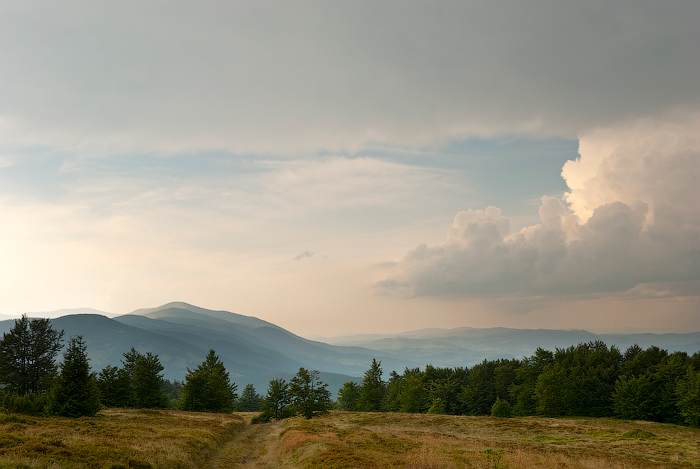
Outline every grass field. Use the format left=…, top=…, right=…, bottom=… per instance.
left=261, top=412, right=700, bottom=468
left=1, top=409, right=699, bottom=468
left=0, top=409, right=245, bottom=468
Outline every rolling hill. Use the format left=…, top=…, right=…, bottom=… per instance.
left=2, top=302, right=699, bottom=396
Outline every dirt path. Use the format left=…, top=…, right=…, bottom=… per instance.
left=198, top=420, right=283, bottom=469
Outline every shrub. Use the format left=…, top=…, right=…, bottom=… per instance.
left=2, top=392, right=46, bottom=415
left=491, top=397, right=513, bottom=418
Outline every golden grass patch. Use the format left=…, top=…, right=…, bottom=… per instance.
left=0, top=409, right=245, bottom=468
left=266, top=412, right=700, bottom=468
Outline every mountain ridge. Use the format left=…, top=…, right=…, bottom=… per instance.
left=2, top=302, right=698, bottom=396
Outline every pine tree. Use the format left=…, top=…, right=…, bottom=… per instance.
left=237, top=383, right=262, bottom=411
left=133, top=352, right=169, bottom=408
left=46, top=336, right=101, bottom=417
left=181, top=350, right=237, bottom=412
left=359, top=359, right=385, bottom=412
left=289, top=368, right=331, bottom=419
left=0, top=314, right=64, bottom=395
left=96, top=365, right=131, bottom=408
left=258, top=378, right=291, bottom=421
left=337, top=381, right=361, bottom=411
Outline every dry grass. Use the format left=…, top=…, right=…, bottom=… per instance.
left=267, top=412, right=700, bottom=468
left=0, top=408, right=245, bottom=468
left=2, top=410, right=698, bottom=468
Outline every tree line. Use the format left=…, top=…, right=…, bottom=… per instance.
left=338, top=344, right=700, bottom=428
left=0, top=315, right=331, bottom=418
left=1, top=315, right=698, bottom=428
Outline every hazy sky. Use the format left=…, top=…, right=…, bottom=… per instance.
left=1, top=1, right=698, bottom=336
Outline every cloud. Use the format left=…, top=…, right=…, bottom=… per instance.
left=0, top=2, right=698, bottom=155
left=293, top=251, right=314, bottom=261
left=377, top=113, right=700, bottom=298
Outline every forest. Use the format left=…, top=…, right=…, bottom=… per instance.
left=337, top=345, right=700, bottom=428
left=1, top=315, right=699, bottom=429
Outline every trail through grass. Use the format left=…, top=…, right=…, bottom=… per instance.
left=197, top=416, right=282, bottom=469
left=1, top=410, right=699, bottom=468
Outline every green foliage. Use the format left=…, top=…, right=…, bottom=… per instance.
left=460, top=360, right=498, bottom=415
left=359, top=358, right=386, bottom=412
left=45, top=336, right=101, bottom=417
left=399, top=373, right=425, bottom=413
left=424, top=365, right=468, bottom=415
left=237, top=383, right=263, bottom=412
left=1, top=392, right=46, bottom=415
left=289, top=368, right=331, bottom=419
left=613, top=350, right=689, bottom=424
left=613, top=374, right=657, bottom=421
left=676, top=367, right=700, bottom=427
left=337, top=381, right=361, bottom=411
left=97, top=348, right=169, bottom=409
left=490, top=397, right=513, bottom=418
left=535, top=363, right=572, bottom=416
left=535, top=341, right=622, bottom=417
left=427, top=397, right=445, bottom=414
left=383, top=371, right=403, bottom=412
left=260, top=378, right=291, bottom=420
left=97, top=365, right=129, bottom=408
left=162, top=379, right=183, bottom=409
left=509, top=348, right=554, bottom=416
left=180, top=349, right=237, bottom=412
left=0, top=315, right=64, bottom=395
left=359, top=359, right=385, bottom=412
left=133, top=352, right=169, bottom=409
left=484, top=448, right=507, bottom=469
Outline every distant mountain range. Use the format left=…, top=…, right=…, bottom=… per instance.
left=1, top=302, right=699, bottom=396
left=322, top=327, right=700, bottom=369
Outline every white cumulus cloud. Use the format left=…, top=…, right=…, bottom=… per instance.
left=377, top=113, right=700, bottom=297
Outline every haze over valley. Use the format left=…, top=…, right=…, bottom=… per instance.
left=3, top=302, right=698, bottom=396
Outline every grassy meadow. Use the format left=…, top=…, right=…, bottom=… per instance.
left=0, top=409, right=245, bottom=468
left=1, top=409, right=699, bottom=468
left=262, top=412, right=700, bottom=468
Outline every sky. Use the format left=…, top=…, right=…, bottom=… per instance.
left=0, top=1, right=698, bottom=336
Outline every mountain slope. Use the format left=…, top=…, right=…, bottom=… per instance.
left=324, top=326, right=700, bottom=367
left=118, top=302, right=400, bottom=376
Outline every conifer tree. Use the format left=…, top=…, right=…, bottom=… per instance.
left=258, top=378, right=291, bottom=421
left=289, top=368, right=331, bottom=419
left=46, top=336, right=101, bottom=417
left=133, top=352, right=169, bottom=408
left=237, top=383, right=262, bottom=411
left=181, top=349, right=237, bottom=412
left=359, top=359, right=385, bottom=411
left=0, top=314, right=63, bottom=395
left=337, top=381, right=361, bottom=411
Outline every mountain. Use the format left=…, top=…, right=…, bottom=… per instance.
left=24, top=307, right=118, bottom=318
left=114, top=302, right=409, bottom=384
left=3, top=303, right=698, bottom=397
left=323, top=326, right=700, bottom=367
left=0, top=302, right=393, bottom=395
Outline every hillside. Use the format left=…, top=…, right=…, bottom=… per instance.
left=0, top=310, right=358, bottom=395
left=2, top=410, right=698, bottom=468
left=4, top=302, right=699, bottom=397
left=322, top=326, right=700, bottom=368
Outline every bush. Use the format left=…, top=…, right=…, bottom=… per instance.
left=2, top=393, right=45, bottom=415
left=251, top=412, right=273, bottom=424
left=491, top=397, right=513, bottom=418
